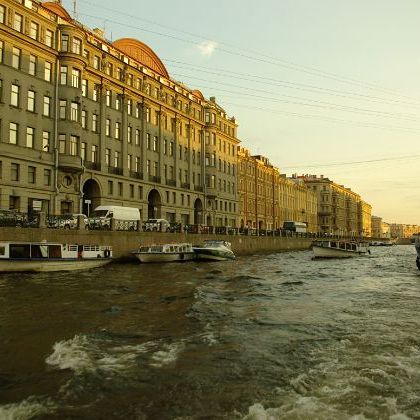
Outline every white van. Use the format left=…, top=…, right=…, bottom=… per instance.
left=88, top=205, right=140, bottom=230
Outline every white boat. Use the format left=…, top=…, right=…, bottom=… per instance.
left=0, top=241, right=113, bottom=272
left=312, top=240, right=370, bottom=259
left=132, top=243, right=195, bottom=263
left=414, top=235, right=420, bottom=270
left=193, top=240, right=235, bottom=261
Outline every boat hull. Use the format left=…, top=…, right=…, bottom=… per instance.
left=193, top=248, right=235, bottom=261
left=313, top=246, right=368, bottom=259
left=134, top=252, right=195, bottom=263
left=0, top=258, right=112, bottom=273
left=415, top=237, right=420, bottom=270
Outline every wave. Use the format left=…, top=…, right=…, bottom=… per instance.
left=0, top=397, right=56, bottom=420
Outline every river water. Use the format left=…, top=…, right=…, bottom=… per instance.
left=0, top=245, right=419, bottom=419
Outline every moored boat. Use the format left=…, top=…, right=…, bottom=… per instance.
left=0, top=241, right=112, bottom=272
left=132, top=243, right=195, bottom=263
left=414, top=234, right=420, bottom=270
left=312, top=240, right=370, bottom=259
left=193, top=240, right=235, bottom=261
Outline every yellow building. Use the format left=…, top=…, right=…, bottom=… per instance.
left=0, top=0, right=239, bottom=226
left=300, top=175, right=370, bottom=237
left=237, top=147, right=280, bottom=230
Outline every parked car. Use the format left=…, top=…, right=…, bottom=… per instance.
left=0, top=209, right=28, bottom=227
left=144, top=218, right=170, bottom=232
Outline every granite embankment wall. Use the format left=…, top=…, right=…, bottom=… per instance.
left=0, top=228, right=313, bottom=259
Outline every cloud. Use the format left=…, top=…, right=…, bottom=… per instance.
left=197, top=40, right=218, bottom=57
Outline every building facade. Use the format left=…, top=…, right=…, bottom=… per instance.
left=0, top=0, right=239, bottom=225
left=300, top=175, right=371, bottom=237
left=237, top=147, right=280, bottom=230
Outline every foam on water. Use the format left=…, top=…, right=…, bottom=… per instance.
left=149, top=342, right=185, bottom=368
left=0, top=397, right=56, bottom=420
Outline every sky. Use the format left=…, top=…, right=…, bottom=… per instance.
left=63, top=0, right=420, bottom=224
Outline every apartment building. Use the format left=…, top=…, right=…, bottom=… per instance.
left=237, top=147, right=280, bottom=230
left=0, top=0, right=239, bottom=225
left=300, top=175, right=371, bottom=237
left=371, top=216, right=391, bottom=239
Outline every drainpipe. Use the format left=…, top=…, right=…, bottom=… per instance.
left=53, top=29, right=61, bottom=215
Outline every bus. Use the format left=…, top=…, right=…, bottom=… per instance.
left=283, top=221, right=307, bottom=233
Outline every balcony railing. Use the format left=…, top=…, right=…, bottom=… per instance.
left=108, top=166, right=123, bottom=175
left=129, top=171, right=143, bottom=180
left=84, top=161, right=101, bottom=171
left=58, top=155, right=83, bottom=172
left=148, top=175, right=161, bottom=183
left=194, top=185, right=204, bottom=192
left=181, top=182, right=190, bottom=190
left=166, top=179, right=176, bottom=187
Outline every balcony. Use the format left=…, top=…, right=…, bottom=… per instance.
left=181, top=182, right=190, bottom=190
left=129, top=171, right=143, bottom=180
left=108, top=166, right=123, bottom=175
left=84, top=161, right=101, bottom=171
left=205, top=187, right=218, bottom=199
left=58, top=155, right=83, bottom=172
left=148, top=175, right=161, bottom=183
left=166, top=179, right=176, bottom=187
left=194, top=185, right=204, bottom=192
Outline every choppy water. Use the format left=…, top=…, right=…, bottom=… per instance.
left=0, top=245, right=419, bottom=419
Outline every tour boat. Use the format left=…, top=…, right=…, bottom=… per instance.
left=132, top=243, right=195, bottom=263
left=414, top=235, right=420, bottom=270
left=0, top=241, right=113, bottom=272
left=312, top=240, right=370, bottom=259
left=193, top=240, right=236, bottom=261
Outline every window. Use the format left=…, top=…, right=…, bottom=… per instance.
left=153, top=110, right=159, bottom=125
left=153, top=136, right=158, bottom=152
left=92, top=85, right=98, bottom=101
left=106, top=119, right=111, bottom=136
left=135, top=157, right=140, bottom=172
left=127, top=154, right=132, bottom=171
left=44, top=61, right=52, bottom=81
left=82, top=79, right=87, bottom=97
left=127, top=99, right=132, bottom=115
left=115, top=95, right=121, bottom=110
left=91, top=145, right=98, bottom=162
left=118, top=182, right=123, bottom=196
left=114, top=151, right=119, bottom=167
left=71, top=68, right=80, bottom=88
left=12, top=47, right=21, bottom=69
left=0, top=5, right=5, bottom=24
left=105, top=149, right=110, bottom=166
left=59, top=134, right=66, bottom=153
left=43, top=96, right=50, bottom=117
left=146, top=107, right=150, bottom=122
left=153, top=161, right=158, bottom=176
left=169, top=141, right=174, bottom=156
left=106, top=90, right=111, bottom=106
left=93, top=55, right=100, bottom=69
left=146, top=133, right=151, bottom=149
left=72, top=37, right=82, bottom=54
left=92, top=114, right=98, bottom=132
left=11, top=163, right=20, bottom=181
left=70, top=102, right=79, bottom=121
left=127, top=126, right=132, bottom=143
left=13, top=13, right=23, bottom=32
left=42, top=131, right=50, bottom=152
left=59, top=100, right=67, bottom=119
left=10, top=84, right=19, bottom=107
left=45, top=30, right=54, bottom=47
left=44, top=169, right=51, bottom=186
left=135, top=129, right=140, bottom=145
left=27, top=90, right=35, bottom=112
left=30, top=22, right=39, bottom=40
left=70, top=136, right=78, bottom=156
left=115, top=122, right=120, bottom=139
left=61, top=34, right=69, bottom=51
left=60, top=66, right=68, bottom=85
left=146, top=160, right=150, bottom=173
left=81, top=142, right=86, bottom=160
left=28, top=166, right=36, bottom=184
left=81, top=110, right=86, bottom=128
left=26, top=127, right=34, bottom=148
left=29, top=55, right=36, bottom=76
left=108, top=180, right=113, bottom=195
left=0, top=40, right=3, bottom=63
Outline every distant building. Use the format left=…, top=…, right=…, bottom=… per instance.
left=371, top=216, right=391, bottom=239
left=390, top=223, right=420, bottom=239
left=299, top=175, right=371, bottom=237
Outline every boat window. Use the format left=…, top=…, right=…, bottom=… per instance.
left=31, top=245, right=47, bottom=258
left=49, top=245, right=62, bottom=259
left=351, top=244, right=357, bottom=251
left=10, top=244, right=31, bottom=259
left=331, top=242, right=337, bottom=248
left=0, top=246, right=5, bottom=256
left=339, top=243, right=346, bottom=249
